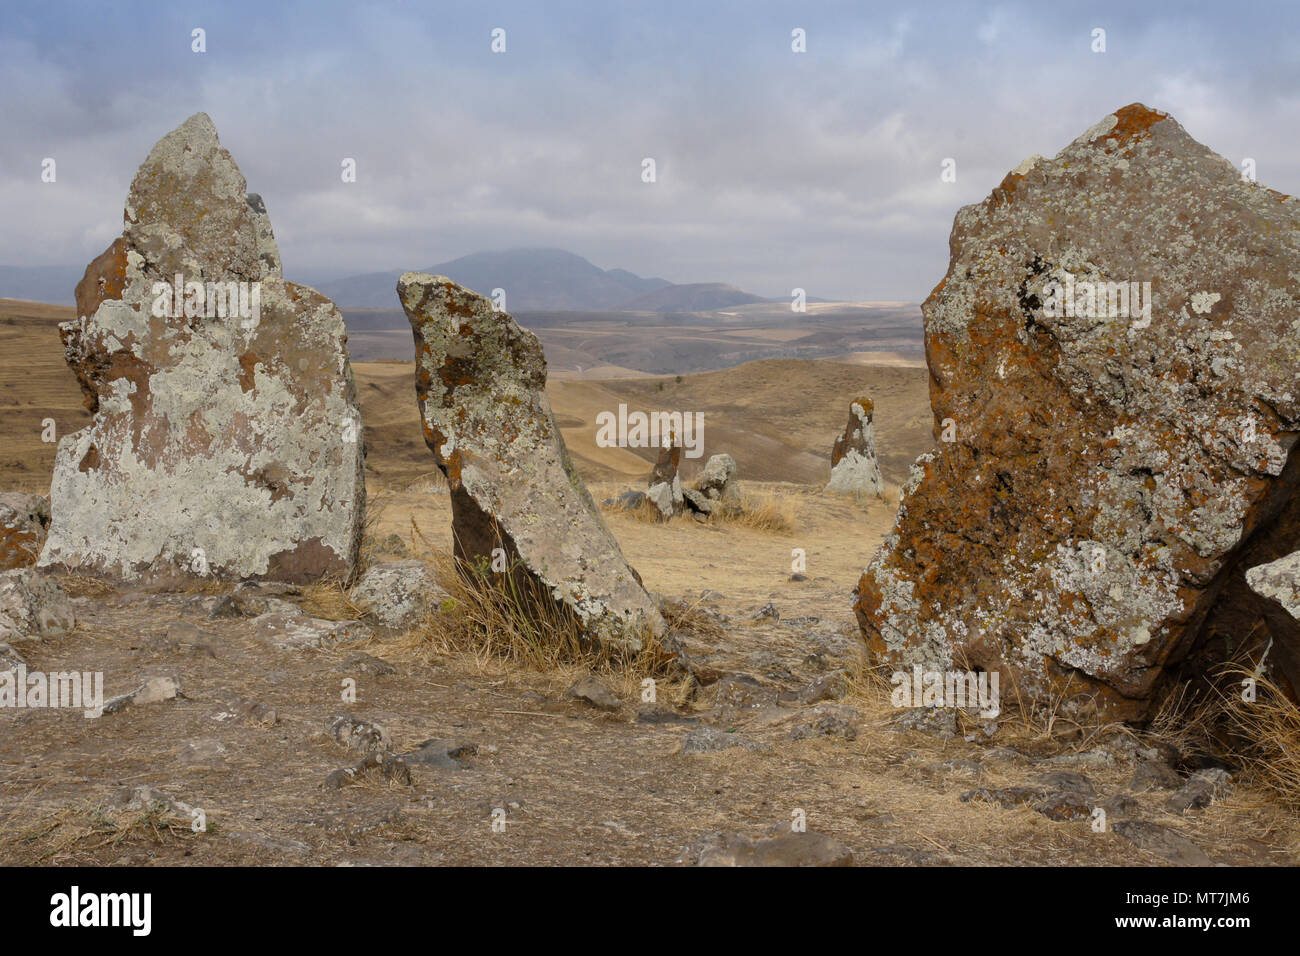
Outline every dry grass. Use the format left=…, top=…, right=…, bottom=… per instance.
left=298, top=577, right=366, bottom=621
left=2, top=799, right=203, bottom=864
left=601, top=493, right=663, bottom=524
left=659, top=595, right=727, bottom=644
left=407, top=551, right=681, bottom=684
left=1146, top=680, right=1221, bottom=765
left=712, top=490, right=799, bottom=534
left=1220, top=667, right=1300, bottom=810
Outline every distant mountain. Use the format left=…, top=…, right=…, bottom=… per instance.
left=0, top=248, right=773, bottom=315
left=620, top=282, right=768, bottom=313
left=0, top=265, right=82, bottom=306
left=314, top=248, right=676, bottom=311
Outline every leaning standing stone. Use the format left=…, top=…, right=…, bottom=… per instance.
left=397, top=272, right=664, bottom=651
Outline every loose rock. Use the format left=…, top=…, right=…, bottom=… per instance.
left=253, top=613, right=371, bottom=651
left=1167, top=767, right=1233, bottom=813
left=326, top=714, right=390, bottom=755
left=348, top=559, right=444, bottom=630
left=568, top=674, right=621, bottom=711
left=0, top=569, right=75, bottom=642
left=1113, top=820, right=1213, bottom=865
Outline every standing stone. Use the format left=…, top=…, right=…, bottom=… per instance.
left=39, top=114, right=365, bottom=583
left=856, top=104, right=1300, bottom=721
left=824, top=398, right=883, bottom=496
left=397, top=273, right=664, bottom=650
left=646, top=435, right=683, bottom=519
left=0, top=494, right=49, bottom=571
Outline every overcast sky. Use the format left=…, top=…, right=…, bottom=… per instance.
left=3, top=0, right=1299, bottom=301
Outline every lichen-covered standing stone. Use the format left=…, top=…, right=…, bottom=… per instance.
left=824, top=398, right=883, bottom=496
left=856, top=104, right=1300, bottom=720
left=39, top=114, right=365, bottom=582
left=398, top=272, right=664, bottom=650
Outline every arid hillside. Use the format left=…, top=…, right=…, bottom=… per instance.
left=1, top=299, right=932, bottom=495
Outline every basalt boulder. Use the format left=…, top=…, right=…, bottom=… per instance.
left=856, top=104, right=1300, bottom=721
left=39, top=113, right=365, bottom=583
left=825, top=398, right=883, bottom=496
left=397, top=272, right=664, bottom=651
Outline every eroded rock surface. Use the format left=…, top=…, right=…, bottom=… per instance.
left=0, top=493, right=49, bottom=571
left=39, top=113, right=365, bottom=583
left=398, top=272, right=664, bottom=650
left=0, top=569, right=75, bottom=642
left=348, top=560, right=445, bottom=631
left=825, top=398, right=883, bottom=496
left=856, top=104, right=1300, bottom=720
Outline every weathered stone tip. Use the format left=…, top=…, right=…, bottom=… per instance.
left=397, top=272, right=495, bottom=321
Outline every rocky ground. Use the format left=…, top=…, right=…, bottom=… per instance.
left=3, top=479, right=1295, bottom=866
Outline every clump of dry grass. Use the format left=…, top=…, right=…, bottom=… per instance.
left=3, top=799, right=204, bottom=864
left=659, top=596, right=727, bottom=643
left=355, top=491, right=391, bottom=574
left=408, top=551, right=681, bottom=685
left=1145, top=679, right=1221, bottom=765
left=843, top=653, right=899, bottom=720
left=712, top=491, right=799, bottom=534
left=400, top=470, right=448, bottom=493
left=298, top=576, right=365, bottom=621
left=1218, top=666, right=1300, bottom=810
left=601, top=493, right=663, bottom=524
left=54, top=572, right=119, bottom=598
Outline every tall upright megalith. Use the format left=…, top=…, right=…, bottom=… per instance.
left=855, top=104, right=1300, bottom=720
left=825, top=397, right=883, bottom=496
left=39, top=114, right=366, bottom=582
left=398, top=272, right=663, bottom=650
